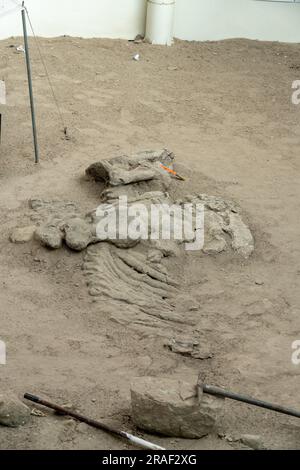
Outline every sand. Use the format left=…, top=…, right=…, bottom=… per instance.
left=0, top=36, right=300, bottom=450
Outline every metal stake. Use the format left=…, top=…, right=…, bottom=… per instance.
left=202, top=384, right=300, bottom=419
left=24, top=393, right=165, bottom=451
left=21, top=2, right=39, bottom=164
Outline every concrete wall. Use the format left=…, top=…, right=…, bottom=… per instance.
left=1, top=0, right=300, bottom=43
left=0, top=0, right=147, bottom=40
left=174, top=0, right=300, bottom=43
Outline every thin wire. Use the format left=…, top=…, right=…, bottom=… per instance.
left=24, top=6, right=67, bottom=134
left=0, top=5, right=22, bottom=19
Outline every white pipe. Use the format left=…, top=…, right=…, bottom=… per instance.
left=145, top=0, right=175, bottom=46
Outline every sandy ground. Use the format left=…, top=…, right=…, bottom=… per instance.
left=0, top=36, right=300, bottom=450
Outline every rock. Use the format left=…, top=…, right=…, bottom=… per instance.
left=62, top=403, right=74, bottom=410
left=64, top=418, right=75, bottom=426
left=131, top=377, right=224, bottom=438
left=191, top=349, right=213, bottom=360
left=35, top=224, right=63, bottom=249
left=64, top=218, right=94, bottom=251
left=0, top=393, right=30, bottom=427
left=224, top=212, right=254, bottom=259
left=165, top=337, right=213, bottom=360
left=77, top=422, right=90, bottom=433
left=240, top=434, right=265, bottom=450
left=203, top=211, right=227, bottom=255
left=134, top=34, right=144, bottom=41
left=10, top=226, right=35, bottom=244
left=203, top=238, right=227, bottom=255
left=165, top=337, right=199, bottom=356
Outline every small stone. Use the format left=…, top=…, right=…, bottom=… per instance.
left=64, top=418, right=75, bottom=426
left=224, top=212, right=254, bottom=259
left=191, top=349, right=213, bottom=360
left=35, top=224, right=63, bottom=249
left=219, top=433, right=239, bottom=443
left=165, top=337, right=198, bottom=356
left=30, top=408, right=45, bottom=417
left=240, top=434, right=265, bottom=450
left=147, top=249, right=163, bottom=264
left=63, top=403, right=74, bottom=410
left=0, top=393, right=30, bottom=427
left=189, top=306, right=199, bottom=312
left=165, top=337, right=212, bottom=360
left=10, top=226, right=35, bottom=244
left=77, top=422, right=90, bottom=433
left=134, top=34, right=144, bottom=42
left=131, top=377, right=224, bottom=438
left=255, top=280, right=264, bottom=286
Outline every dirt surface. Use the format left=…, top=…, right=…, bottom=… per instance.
left=0, top=36, right=300, bottom=450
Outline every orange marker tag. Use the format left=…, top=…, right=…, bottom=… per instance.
left=160, top=164, right=185, bottom=181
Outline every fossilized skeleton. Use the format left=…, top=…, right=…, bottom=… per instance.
left=28, top=149, right=254, bottom=333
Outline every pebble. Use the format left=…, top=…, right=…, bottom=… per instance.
left=77, top=422, right=90, bottom=433
left=10, top=226, right=35, bottom=244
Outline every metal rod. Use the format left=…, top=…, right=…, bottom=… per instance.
left=21, top=2, right=39, bottom=164
left=24, top=393, right=165, bottom=451
left=202, top=384, right=300, bottom=419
